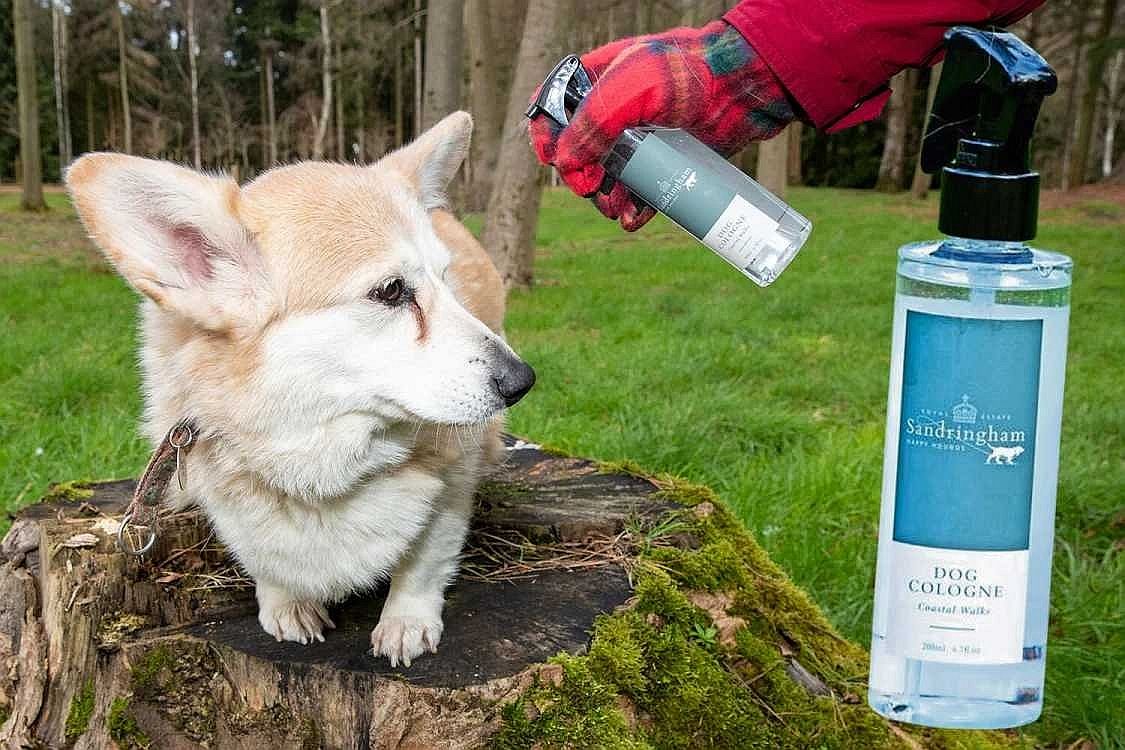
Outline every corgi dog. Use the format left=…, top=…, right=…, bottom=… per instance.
left=65, top=112, right=535, bottom=667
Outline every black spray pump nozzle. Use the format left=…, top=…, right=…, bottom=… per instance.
left=923, top=27, right=1057, bottom=241
left=526, top=55, right=594, bottom=127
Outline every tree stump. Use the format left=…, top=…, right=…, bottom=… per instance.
left=0, top=440, right=1012, bottom=749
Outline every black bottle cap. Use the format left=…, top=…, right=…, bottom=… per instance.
left=922, top=27, right=1057, bottom=241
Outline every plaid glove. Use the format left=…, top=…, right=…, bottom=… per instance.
left=529, top=20, right=794, bottom=231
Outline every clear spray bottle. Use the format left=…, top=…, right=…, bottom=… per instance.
left=527, top=56, right=812, bottom=286
left=868, top=28, right=1067, bottom=729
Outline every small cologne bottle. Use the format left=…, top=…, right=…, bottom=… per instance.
left=528, top=56, right=811, bottom=286
left=868, top=28, right=1067, bottom=729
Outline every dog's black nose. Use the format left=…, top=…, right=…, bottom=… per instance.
left=494, top=358, right=536, bottom=407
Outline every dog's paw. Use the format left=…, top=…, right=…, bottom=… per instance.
left=370, top=614, right=443, bottom=668
left=258, top=597, right=335, bottom=645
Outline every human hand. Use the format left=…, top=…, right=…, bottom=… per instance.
left=529, top=20, right=793, bottom=231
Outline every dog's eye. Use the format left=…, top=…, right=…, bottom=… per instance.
left=369, top=277, right=407, bottom=305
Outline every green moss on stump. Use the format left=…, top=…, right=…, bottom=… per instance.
left=491, top=474, right=1018, bottom=750
left=42, top=480, right=95, bottom=503
left=128, top=641, right=217, bottom=743
left=107, top=697, right=150, bottom=749
left=64, top=680, right=95, bottom=740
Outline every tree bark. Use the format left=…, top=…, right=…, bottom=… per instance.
left=1103, top=50, right=1123, bottom=178
left=114, top=0, right=132, bottom=155
left=482, top=0, right=572, bottom=288
left=13, top=0, right=45, bottom=210
left=422, top=0, right=464, bottom=132
left=313, top=2, right=333, bottom=160
left=336, top=38, right=346, bottom=160
left=413, top=0, right=423, bottom=138
left=394, top=24, right=405, bottom=147
left=876, top=69, right=913, bottom=192
left=261, top=41, right=279, bottom=167
left=911, top=62, right=943, bottom=199
left=465, top=0, right=504, bottom=209
left=51, top=0, right=72, bottom=171
left=1060, top=1, right=1090, bottom=190
left=1068, top=0, right=1119, bottom=188
left=86, top=78, right=96, bottom=152
left=187, top=0, right=201, bottom=169
left=786, top=121, right=803, bottom=185
left=755, top=132, right=788, bottom=197
left=355, top=72, right=367, bottom=161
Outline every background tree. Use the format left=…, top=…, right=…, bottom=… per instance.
left=875, top=70, right=914, bottom=192
left=481, top=0, right=573, bottom=287
left=50, top=0, right=71, bottom=171
left=421, top=0, right=463, bottom=132
left=13, top=0, right=44, bottom=209
left=756, top=131, right=788, bottom=197
left=1069, top=0, right=1121, bottom=187
left=911, top=63, right=942, bottom=199
left=187, top=0, right=201, bottom=168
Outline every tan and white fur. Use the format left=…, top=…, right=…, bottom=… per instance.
left=65, top=112, right=535, bottom=667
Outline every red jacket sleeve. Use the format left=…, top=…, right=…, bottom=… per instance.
left=725, top=0, right=1044, bottom=132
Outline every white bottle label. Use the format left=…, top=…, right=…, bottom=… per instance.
left=700, top=194, right=780, bottom=270
left=887, top=542, right=1028, bottom=663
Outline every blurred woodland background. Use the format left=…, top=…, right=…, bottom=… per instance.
left=2, top=0, right=1123, bottom=285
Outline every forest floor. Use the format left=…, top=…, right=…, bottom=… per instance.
left=1, top=187, right=1122, bottom=748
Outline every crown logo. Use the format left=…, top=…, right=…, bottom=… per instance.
left=952, top=394, right=978, bottom=424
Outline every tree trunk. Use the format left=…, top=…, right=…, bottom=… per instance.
left=465, top=0, right=504, bottom=209
left=394, top=25, right=405, bottom=147
left=86, top=78, right=96, bottom=152
left=51, top=0, right=72, bottom=171
left=786, top=121, right=803, bottom=186
left=262, top=42, right=279, bottom=167
left=1068, top=0, right=1119, bottom=188
left=313, top=2, right=333, bottom=160
left=336, top=38, right=346, bottom=160
left=187, top=0, right=201, bottom=169
left=13, top=0, right=45, bottom=210
left=755, top=132, right=788, bottom=197
left=413, top=0, right=424, bottom=138
left=911, top=62, right=943, bottom=199
left=114, top=0, right=132, bottom=155
left=355, top=72, right=367, bottom=161
left=876, top=70, right=913, bottom=192
left=422, top=0, right=464, bottom=132
left=1060, top=1, right=1090, bottom=190
left=1103, top=50, right=1123, bottom=178
left=482, top=0, right=572, bottom=288
left=217, top=85, right=237, bottom=170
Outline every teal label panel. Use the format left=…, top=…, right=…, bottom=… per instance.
left=618, top=134, right=736, bottom=238
left=893, top=311, right=1042, bottom=551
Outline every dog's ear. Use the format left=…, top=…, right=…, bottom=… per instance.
left=66, top=153, right=267, bottom=332
left=380, top=111, right=472, bottom=210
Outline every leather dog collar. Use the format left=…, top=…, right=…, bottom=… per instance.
left=117, top=419, right=197, bottom=556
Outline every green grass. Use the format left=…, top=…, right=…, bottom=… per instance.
left=1, top=187, right=1121, bottom=748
